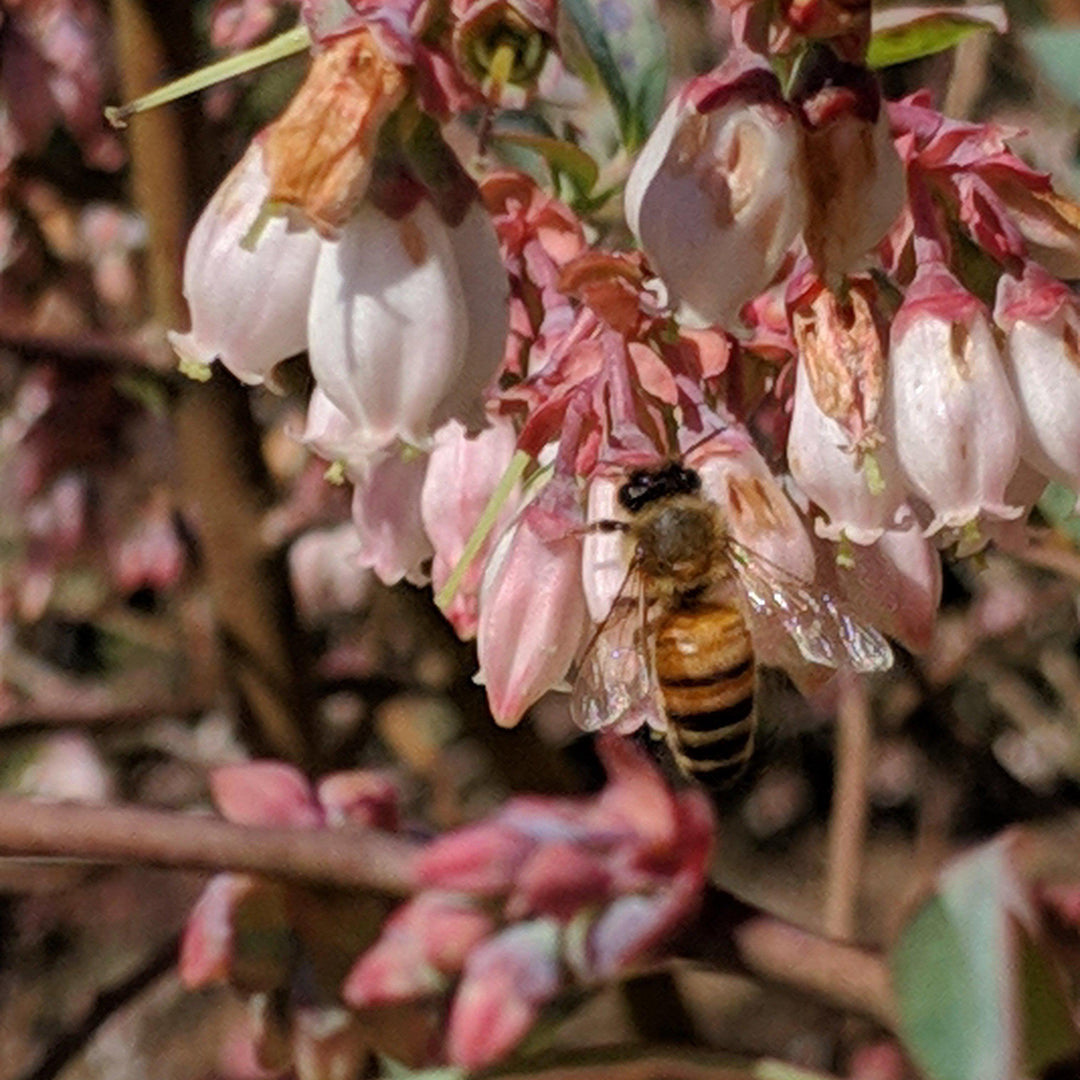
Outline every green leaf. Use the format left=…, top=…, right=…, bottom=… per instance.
left=890, top=837, right=1079, bottom=1080
left=561, top=0, right=668, bottom=151
left=1023, top=28, right=1080, bottom=109
left=489, top=131, right=600, bottom=193
left=1038, top=480, right=1080, bottom=544
left=868, top=3, right=1006, bottom=68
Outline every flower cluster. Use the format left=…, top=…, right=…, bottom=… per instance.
left=345, top=737, right=711, bottom=1069
left=177, top=0, right=1080, bottom=735
left=180, top=740, right=711, bottom=1073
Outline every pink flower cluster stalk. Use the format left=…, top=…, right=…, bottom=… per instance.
left=343, top=737, right=712, bottom=1070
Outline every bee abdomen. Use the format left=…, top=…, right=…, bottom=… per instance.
left=655, top=603, right=757, bottom=789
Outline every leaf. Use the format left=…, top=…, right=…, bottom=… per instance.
left=1038, top=480, right=1080, bottom=544
left=1023, top=28, right=1080, bottom=110
left=867, top=2, right=1006, bottom=68
left=561, top=0, right=668, bottom=151
left=489, top=131, right=600, bottom=193
left=890, top=836, right=1079, bottom=1080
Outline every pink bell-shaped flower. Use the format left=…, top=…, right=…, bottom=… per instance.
left=788, top=283, right=903, bottom=543
left=624, top=52, right=807, bottom=330
left=307, top=198, right=508, bottom=451
left=477, top=500, right=589, bottom=727
left=996, top=262, right=1080, bottom=489
left=885, top=262, right=1023, bottom=537
left=421, top=417, right=520, bottom=639
left=168, top=140, right=322, bottom=384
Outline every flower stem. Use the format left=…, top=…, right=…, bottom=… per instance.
left=105, top=24, right=311, bottom=127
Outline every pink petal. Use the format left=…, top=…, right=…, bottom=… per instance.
left=210, top=761, right=323, bottom=828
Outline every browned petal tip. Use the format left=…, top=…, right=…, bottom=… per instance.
left=262, top=28, right=408, bottom=235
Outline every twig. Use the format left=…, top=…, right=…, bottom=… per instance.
left=0, top=326, right=175, bottom=376
left=0, top=795, right=420, bottom=894
left=823, top=672, right=871, bottom=940
left=15, top=934, right=180, bottom=1080
left=109, top=0, right=318, bottom=767
left=674, top=886, right=896, bottom=1029
left=478, top=1044, right=842, bottom=1080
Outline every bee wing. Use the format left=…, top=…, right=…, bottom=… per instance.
left=726, top=540, right=894, bottom=673
left=570, top=570, right=662, bottom=733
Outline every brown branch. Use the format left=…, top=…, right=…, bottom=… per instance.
left=109, top=0, right=318, bottom=767
left=0, top=795, right=420, bottom=894
left=824, top=672, right=871, bottom=940
left=674, top=886, right=896, bottom=1030
left=15, top=934, right=180, bottom=1080
left=0, top=325, right=175, bottom=376
left=478, top=1045, right=841, bottom=1080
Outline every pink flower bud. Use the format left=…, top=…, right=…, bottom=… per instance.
left=477, top=503, right=590, bottom=727
left=799, top=70, right=904, bottom=277
left=350, top=447, right=433, bottom=586
left=418, top=820, right=536, bottom=894
left=168, top=141, right=322, bottom=384
left=343, top=893, right=494, bottom=1006
left=885, top=264, right=1022, bottom=536
left=446, top=920, right=561, bottom=1069
left=625, top=54, right=807, bottom=330
left=421, top=417, right=520, bottom=639
left=210, top=761, right=324, bottom=829
left=180, top=873, right=254, bottom=989
left=316, top=770, right=399, bottom=830
left=996, top=263, right=1080, bottom=488
left=307, top=198, right=507, bottom=451
left=508, top=841, right=613, bottom=919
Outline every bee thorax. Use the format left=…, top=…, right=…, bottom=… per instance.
left=636, top=503, right=718, bottom=588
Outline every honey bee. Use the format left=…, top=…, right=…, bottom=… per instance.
left=571, top=461, right=894, bottom=788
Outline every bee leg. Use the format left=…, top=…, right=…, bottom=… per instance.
left=582, top=519, right=631, bottom=534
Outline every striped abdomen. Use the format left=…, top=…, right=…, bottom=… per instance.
left=654, top=601, right=756, bottom=788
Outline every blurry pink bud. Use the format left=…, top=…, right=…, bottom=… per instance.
left=582, top=476, right=630, bottom=622
left=168, top=141, right=321, bottom=384
left=799, top=74, right=904, bottom=276
left=418, top=820, right=536, bottom=894
left=344, top=893, right=494, bottom=1007
left=829, top=510, right=941, bottom=654
left=316, top=770, right=399, bottom=830
left=350, top=447, right=433, bottom=586
left=477, top=503, right=590, bottom=727
left=625, top=55, right=807, bottom=330
left=288, top=524, right=373, bottom=623
left=446, top=920, right=561, bottom=1069
left=210, top=761, right=324, bottom=829
left=180, top=873, right=254, bottom=989
left=996, top=262, right=1080, bottom=488
left=508, top=841, right=613, bottom=919
left=886, top=264, right=1022, bottom=536
left=15, top=732, right=113, bottom=804
left=307, top=199, right=507, bottom=451
left=421, top=418, right=520, bottom=639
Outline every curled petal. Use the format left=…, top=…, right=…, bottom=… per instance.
left=168, top=141, right=321, bottom=384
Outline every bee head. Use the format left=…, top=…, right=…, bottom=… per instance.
left=618, top=462, right=702, bottom=513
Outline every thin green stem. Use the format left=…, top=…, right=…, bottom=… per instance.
left=435, top=449, right=531, bottom=610
left=105, top=24, right=311, bottom=127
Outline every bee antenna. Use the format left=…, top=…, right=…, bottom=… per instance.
left=680, top=428, right=729, bottom=461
